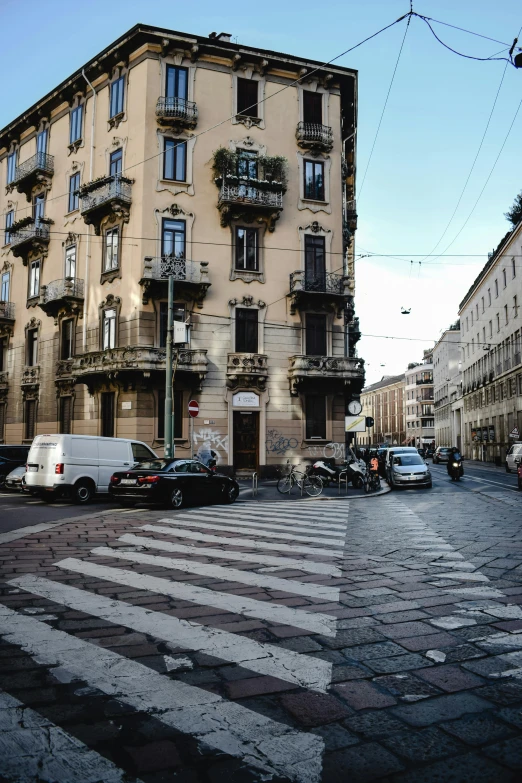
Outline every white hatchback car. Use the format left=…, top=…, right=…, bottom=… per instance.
left=506, top=443, right=522, bottom=473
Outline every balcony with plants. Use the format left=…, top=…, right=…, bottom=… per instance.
left=9, top=216, right=52, bottom=262
left=11, top=152, right=54, bottom=201
left=140, top=256, right=210, bottom=307
left=212, top=148, right=287, bottom=232
left=79, top=175, right=133, bottom=234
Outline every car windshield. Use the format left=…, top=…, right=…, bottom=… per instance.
left=439, top=448, right=451, bottom=453
left=393, top=455, right=424, bottom=466
left=135, top=459, right=171, bottom=471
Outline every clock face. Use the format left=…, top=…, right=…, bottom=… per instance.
left=348, top=399, right=362, bottom=415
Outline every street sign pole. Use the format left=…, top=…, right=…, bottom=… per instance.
left=164, top=275, right=175, bottom=459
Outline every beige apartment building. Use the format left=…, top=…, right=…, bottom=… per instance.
left=404, top=350, right=435, bottom=449
left=0, top=24, right=363, bottom=476
left=433, top=325, right=463, bottom=450
left=459, top=221, right=522, bottom=462
left=360, top=374, right=405, bottom=447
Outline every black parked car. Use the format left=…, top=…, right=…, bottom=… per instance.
left=0, top=445, right=30, bottom=489
left=109, top=458, right=240, bottom=509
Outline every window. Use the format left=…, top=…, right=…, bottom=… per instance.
left=132, top=442, right=156, bottom=462
left=471, top=339, right=474, bottom=354
left=306, top=313, right=327, bottom=355
left=466, top=317, right=468, bottom=332
left=481, top=296, right=484, bottom=312
left=505, top=304, right=509, bottom=325
left=503, top=269, right=507, bottom=288
left=68, top=172, right=80, bottom=212
left=100, top=392, right=115, bottom=438
left=37, top=129, right=48, bottom=155
left=515, top=295, right=519, bottom=318
left=69, top=106, right=83, bottom=144
left=104, top=227, right=119, bottom=271
left=497, top=313, right=500, bottom=332
left=476, top=304, right=479, bottom=319
left=33, top=193, right=45, bottom=225
left=513, top=257, right=516, bottom=278
left=304, top=160, right=325, bottom=200
left=303, top=90, right=323, bottom=124
left=489, top=320, right=493, bottom=337
left=163, top=138, right=186, bottom=181
left=110, top=148, right=122, bottom=177
left=59, top=396, right=73, bottom=435
left=166, top=65, right=188, bottom=101
left=304, top=234, right=326, bottom=288
left=495, top=279, right=499, bottom=297
left=158, top=389, right=183, bottom=440
left=61, top=319, right=74, bottom=360
left=110, top=76, right=125, bottom=118
left=0, top=337, right=6, bottom=373
left=102, top=308, right=116, bottom=350
left=25, top=400, right=36, bottom=441
left=306, top=395, right=326, bottom=439
left=162, top=218, right=185, bottom=258
left=159, top=303, right=185, bottom=348
left=27, top=328, right=38, bottom=366
left=235, top=227, right=258, bottom=271
left=1, top=272, right=9, bottom=302
left=65, top=244, right=76, bottom=278
left=471, top=311, right=473, bottom=326
left=6, top=152, right=17, bottom=185
left=28, top=259, right=41, bottom=299
left=488, top=288, right=491, bottom=305
left=237, top=78, right=258, bottom=118
left=235, top=308, right=258, bottom=353
left=4, top=210, right=13, bottom=245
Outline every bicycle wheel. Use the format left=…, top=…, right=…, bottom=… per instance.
left=364, top=474, right=371, bottom=494
left=277, top=475, right=293, bottom=494
left=303, top=475, right=323, bottom=497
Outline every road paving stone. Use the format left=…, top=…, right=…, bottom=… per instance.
left=381, top=725, right=467, bottom=762
left=440, top=714, right=517, bottom=746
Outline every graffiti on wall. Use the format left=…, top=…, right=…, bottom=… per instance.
left=266, top=430, right=298, bottom=455
left=193, top=427, right=229, bottom=465
left=304, top=442, right=345, bottom=460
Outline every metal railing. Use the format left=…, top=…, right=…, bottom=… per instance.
left=218, top=184, right=283, bottom=209
left=252, top=472, right=258, bottom=497
left=142, top=255, right=206, bottom=283
left=345, top=199, right=357, bottom=215
left=289, top=270, right=344, bottom=295
left=296, top=122, right=333, bottom=148
left=9, top=222, right=50, bottom=249
left=14, top=151, right=54, bottom=183
left=80, top=176, right=132, bottom=214
left=40, top=278, right=84, bottom=303
left=156, top=96, right=198, bottom=124
left=0, top=301, right=14, bottom=320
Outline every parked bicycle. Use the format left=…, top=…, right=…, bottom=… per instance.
left=364, top=470, right=381, bottom=493
left=277, top=463, right=323, bottom=497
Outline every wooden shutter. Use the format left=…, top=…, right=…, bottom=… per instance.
left=25, top=400, right=36, bottom=440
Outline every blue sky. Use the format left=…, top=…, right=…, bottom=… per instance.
left=2, top=0, right=521, bottom=383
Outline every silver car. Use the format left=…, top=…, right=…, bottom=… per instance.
left=5, top=465, right=26, bottom=491
left=389, top=453, right=432, bottom=489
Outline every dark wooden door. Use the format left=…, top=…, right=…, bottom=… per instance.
left=233, top=411, right=259, bottom=471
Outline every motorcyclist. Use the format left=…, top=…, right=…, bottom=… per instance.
left=447, top=446, right=462, bottom=476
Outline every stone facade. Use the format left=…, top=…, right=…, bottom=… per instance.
left=404, top=350, right=434, bottom=448
left=433, top=327, right=463, bottom=450
left=360, top=374, right=405, bottom=447
left=0, top=25, right=363, bottom=475
left=459, top=222, right=522, bottom=462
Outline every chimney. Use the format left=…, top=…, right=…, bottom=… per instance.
left=209, top=32, right=232, bottom=42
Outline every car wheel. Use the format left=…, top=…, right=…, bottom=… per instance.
left=72, top=480, right=94, bottom=504
left=352, top=475, right=364, bottom=489
left=222, top=483, right=239, bottom=504
left=170, top=488, right=184, bottom=509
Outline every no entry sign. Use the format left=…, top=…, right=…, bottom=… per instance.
left=188, top=400, right=199, bottom=418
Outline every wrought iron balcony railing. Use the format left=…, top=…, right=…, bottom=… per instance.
left=156, top=97, right=198, bottom=126
left=14, top=152, right=54, bottom=185
left=142, top=256, right=207, bottom=283
left=0, top=301, right=15, bottom=320
left=218, top=184, right=283, bottom=209
left=80, top=176, right=132, bottom=216
left=290, top=270, right=344, bottom=296
left=9, top=222, right=50, bottom=252
left=296, top=122, right=333, bottom=151
left=40, top=278, right=84, bottom=304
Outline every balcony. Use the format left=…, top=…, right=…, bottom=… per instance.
left=71, top=346, right=208, bottom=394
left=156, top=97, right=198, bottom=130
left=12, top=152, right=54, bottom=201
left=39, top=278, right=84, bottom=319
left=416, top=378, right=433, bottom=385
left=289, top=270, right=351, bottom=317
left=218, top=183, right=283, bottom=232
left=0, top=301, right=15, bottom=329
left=295, top=122, right=333, bottom=153
left=21, top=366, right=40, bottom=387
left=80, top=176, right=132, bottom=234
left=226, top=353, right=268, bottom=391
left=9, top=220, right=50, bottom=262
left=288, top=354, right=365, bottom=396
left=140, top=256, right=210, bottom=307
left=345, top=199, right=357, bottom=231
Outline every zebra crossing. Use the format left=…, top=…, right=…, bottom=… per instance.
left=0, top=499, right=352, bottom=783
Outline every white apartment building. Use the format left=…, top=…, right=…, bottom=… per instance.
left=433, top=325, right=462, bottom=450
left=404, top=350, right=435, bottom=448
left=459, top=221, right=522, bottom=462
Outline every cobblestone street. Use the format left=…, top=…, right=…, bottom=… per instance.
left=1, top=476, right=522, bottom=782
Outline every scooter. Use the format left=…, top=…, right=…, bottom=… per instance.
left=448, top=458, right=464, bottom=481
left=311, top=451, right=366, bottom=489
left=310, top=460, right=347, bottom=487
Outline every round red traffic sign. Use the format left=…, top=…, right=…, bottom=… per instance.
left=188, top=400, right=199, bottom=418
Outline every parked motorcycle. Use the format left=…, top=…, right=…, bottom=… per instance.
left=448, top=458, right=464, bottom=481
left=310, top=451, right=366, bottom=489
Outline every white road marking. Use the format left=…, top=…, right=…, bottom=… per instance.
left=187, top=510, right=346, bottom=535
left=445, top=586, right=506, bottom=599
left=202, top=509, right=348, bottom=527
left=161, top=516, right=345, bottom=547
left=145, top=523, right=344, bottom=558
left=0, top=689, right=140, bottom=783
left=92, top=546, right=339, bottom=601
left=125, top=532, right=342, bottom=576
left=0, top=603, right=324, bottom=782
left=55, top=558, right=337, bottom=637
left=429, top=616, right=477, bottom=630
left=430, top=465, right=520, bottom=493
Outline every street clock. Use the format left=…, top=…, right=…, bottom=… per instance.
left=347, top=399, right=362, bottom=415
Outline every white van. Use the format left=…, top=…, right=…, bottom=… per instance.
left=25, top=435, right=157, bottom=504
left=506, top=443, right=522, bottom=473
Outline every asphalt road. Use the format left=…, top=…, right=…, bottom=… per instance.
left=429, top=459, right=520, bottom=494
left=0, top=492, right=118, bottom=534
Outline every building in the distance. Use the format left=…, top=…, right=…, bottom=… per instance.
left=404, top=350, right=434, bottom=449
left=458, top=220, right=522, bottom=462
left=433, top=323, right=463, bottom=449
left=360, top=374, right=405, bottom=446
left=0, top=24, right=364, bottom=475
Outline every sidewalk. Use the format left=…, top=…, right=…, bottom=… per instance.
left=237, top=477, right=390, bottom=501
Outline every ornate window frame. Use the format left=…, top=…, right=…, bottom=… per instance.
left=300, top=392, right=334, bottom=444
left=230, top=223, right=266, bottom=284
left=105, top=135, right=128, bottom=176
left=296, top=151, right=332, bottom=214
left=64, top=160, right=84, bottom=225
left=154, top=202, right=195, bottom=257
left=99, top=216, right=123, bottom=285
left=24, top=316, right=41, bottom=369
left=228, top=295, right=267, bottom=353
left=26, top=257, right=43, bottom=308
left=297, top=80, right=331, bottom=127
left=2, top=201, right=17, bottom=249
left=68, top=94, right=85, bottom=155
left=231, top=68, right=266, bottom=130
left=5, top=141, right=19, bottom=192
left=298, top=220, right=334, bottom=272
left=159, top=54, right=196, bottom=103
left=98, top=294, right=121, bottom=351
left=108, top=65, right=128, bottom=131
left=300, top=310, right=334, bottom=355
left=156, top=129, right=196, bottom=197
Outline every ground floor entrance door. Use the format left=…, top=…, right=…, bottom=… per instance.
left=233, top=411, right=259, bottom=471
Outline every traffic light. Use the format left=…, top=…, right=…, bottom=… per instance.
left=366, top=416, right=374, bottom=428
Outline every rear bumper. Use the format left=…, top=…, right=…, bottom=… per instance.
left=109, top=485, right=163, bottom=502
left=392, top=475, right=431, bottom=486
left=25, top=483, right=74, bottom=496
